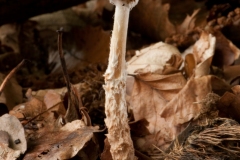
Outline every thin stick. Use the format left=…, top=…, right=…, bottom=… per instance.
left=0, top=59, right=25, bottom=96
left=23, top=101, right=63, bottom=127
left=56, top=28, right=82, bottom=123
left=56, top=28, right=71, bottom=93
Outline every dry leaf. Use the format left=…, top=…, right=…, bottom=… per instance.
left=129, top=74, right=229, bottom=153
left=49, top=26, right=110, bottom=74
left=0, top=73, right=23, bottom=110
left=43, top=90, right=63, bottom=110
left=10, top=96, right=45, bottom=120
left=160, top=76, right=229, bottom=125
left=167, top=0, right=207, bottom=26
left=0, top=24, right=20, bottom=53
left=130, top=0, right=175, bottom=41
left=31, top=82, right=90, bottom=102
left=0, top=114, right=27, bottom=160
left=183, top=31, right=216, bottom=78
left=217, top=85, right=240, bottom=122
left=184, top=53, right=196, bottom=78
left=10, top=89, right=66, bottom=141
left=130, top=0, right=206, bottom=41
left=127, top=72, right=186, bottom=151
left=212, top=31, right=240, bottom=67
left=127, top=42, right=182, bottom=75
left=193, top=30, right=216, bottom=64
left=23, top=120, right=98, bottom=160
left=195, top=56, right=213, bottom=78
left=223, top=65, right=240, bottom=85
left=176, top=9, right=200, bottom=34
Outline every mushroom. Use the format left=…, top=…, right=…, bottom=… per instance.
left=103, top=0, right=138, bottom=159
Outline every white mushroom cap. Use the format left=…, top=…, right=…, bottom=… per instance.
left=110, top=0, right=139, bottom=9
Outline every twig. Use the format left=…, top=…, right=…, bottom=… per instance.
left=56, top=28, right=86, bottom=123
left=56, top=28, right=71, bottom=92
left=0, top=59, right=25, bottom=96
left=23, top=101, right=63, bottom=127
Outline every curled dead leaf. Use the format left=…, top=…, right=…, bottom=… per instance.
left=223, top=65, right=240, bottom=85
left=127, top=42, right=182, bottom=75
left=193, top=30, right=216, bottom=64
left=184, top=53, right=196, bottom=78
left=183, top=30, right=216, bottom=78
left=212, top=31, right=240, bottom=67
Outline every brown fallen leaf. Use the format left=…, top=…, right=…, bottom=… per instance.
left=127, top=42, right=182, bottom=75
left=9, top=96, right=45, bottom=120
left=223, top=65, right=240, bottom=85
left=192, top=30, right=216, bottom=64
left=49, top=26, right=110, bottom=74
left=130, top=0, right=206, bottom=41
left=0, top=73, right=23, bottom=111
left=43, top=90, right=63, bottom=110
left=130, top=0, right=175, bottom=41
left=194, top=56, right=213, bottom=78
left=128, top=74, right=229, bottom=154
left=126, top=41, right=185, bottom=152
left=217, top=85, right=240, bottom=122
left=160, top=76, right=229, bottom=125
left=10, top=89, right=66, bottom=141
left=184, top=53, right=196, bottom=78
left=176, top=9, right=200, bottom=34
left=23, top=120, right=99, bottom=160
left=127, top=72, right=186, bottom=150
left=212, top=31, right=240, bottom=67
left=183, top=30, right=216, bottom=79
left=0, top=24, right=20, bottom=53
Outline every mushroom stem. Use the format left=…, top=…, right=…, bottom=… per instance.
left=106, top=6, right=129, bottom=79
left=104, top=1, right=138, bottom=160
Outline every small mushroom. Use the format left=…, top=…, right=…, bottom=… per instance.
left=104, top=0, right=138, bottom=160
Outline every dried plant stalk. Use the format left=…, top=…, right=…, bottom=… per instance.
left=104, top=0, right=138, bottom=159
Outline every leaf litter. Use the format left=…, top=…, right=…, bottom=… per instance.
left=1, top=0, right=240, bottom=159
